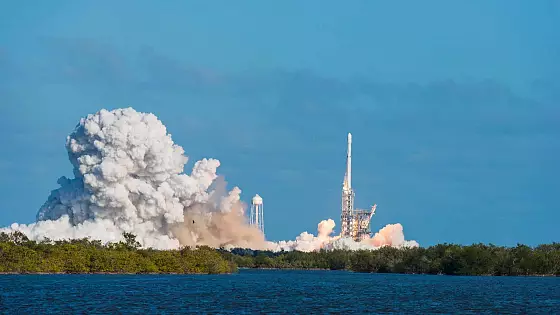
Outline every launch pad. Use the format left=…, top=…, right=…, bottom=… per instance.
left=340, top=133, right=376, bottom=241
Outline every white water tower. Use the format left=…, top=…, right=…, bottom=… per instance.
left=250, top=194, right=264, bottom=235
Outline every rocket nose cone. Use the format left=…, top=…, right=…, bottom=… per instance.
left=347, top=133, right=352, bottom=141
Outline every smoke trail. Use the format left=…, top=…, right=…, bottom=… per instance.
left=2, top=107, right=418, bottom=251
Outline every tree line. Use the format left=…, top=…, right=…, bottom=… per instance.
left=220, top=243, right=560, bottom=276
left=0, top=232, right=235, bottom=274
left=1, top=231, right=558, bottom=276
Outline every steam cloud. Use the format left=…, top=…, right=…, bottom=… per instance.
left=273, top=220, right=418, bottom=252
left=2, top=108, right=417, bottom=251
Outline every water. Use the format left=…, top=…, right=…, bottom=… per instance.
left=0, top=270, right=558, bottom=314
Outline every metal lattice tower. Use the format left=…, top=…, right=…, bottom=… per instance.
left=340, top=133, right=376, bottom=241
left=250, top=194, right=264, bottom=235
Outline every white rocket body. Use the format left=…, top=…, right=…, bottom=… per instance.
left=346, top=133, right=352, bottom=191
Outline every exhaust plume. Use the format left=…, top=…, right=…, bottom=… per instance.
left=3, top=108, right=266, bottom=249
left=2, top=107, right=418, bottom=252
left=272, top=220, right=418, bottom=252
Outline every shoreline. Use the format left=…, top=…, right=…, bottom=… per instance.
left=2, top=269, right=557, bottom=277
left=0, top=272, right=232, bottom=275
left=243, top=268, right=558, bottom=277
left=1, top=232, right=557, bottom=277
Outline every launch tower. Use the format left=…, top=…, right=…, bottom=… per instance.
left=250, top=194, right=265, bottom=235
left=340, top=133, right=376, bottom=241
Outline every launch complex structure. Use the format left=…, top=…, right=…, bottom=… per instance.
left=340, top=133, right=377, bottom=241
left=249, top=133, right=375, bottom=240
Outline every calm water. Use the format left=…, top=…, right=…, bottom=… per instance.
left=0, top=270, right=558, bottom=314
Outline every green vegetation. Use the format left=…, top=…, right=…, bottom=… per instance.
left=0, top=232, right=235, bottom=274
left=220, top=243, right=560, bottom=276
left=1, top=231, right=558, bottom=276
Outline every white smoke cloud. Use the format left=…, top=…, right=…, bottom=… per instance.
left=3, top=107, right=265, bottom=249
left=2, top=107, right=418, bottom=252
left=270, top=220, right=418, bottom=252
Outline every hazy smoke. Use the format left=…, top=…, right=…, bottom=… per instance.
left=2, top=107, right=418, bottom=252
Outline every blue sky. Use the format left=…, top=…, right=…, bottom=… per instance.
left=0, top=1, right=558, bottom=246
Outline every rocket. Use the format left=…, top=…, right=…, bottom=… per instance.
left=344, top=133, right=352, bottom=191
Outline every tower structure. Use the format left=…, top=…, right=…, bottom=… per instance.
left=250, top=194, right=264, bottom=235
left=340, top=133, right=376, bottom=241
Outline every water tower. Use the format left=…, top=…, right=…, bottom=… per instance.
left=250, top=194, right=264, bottom=235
